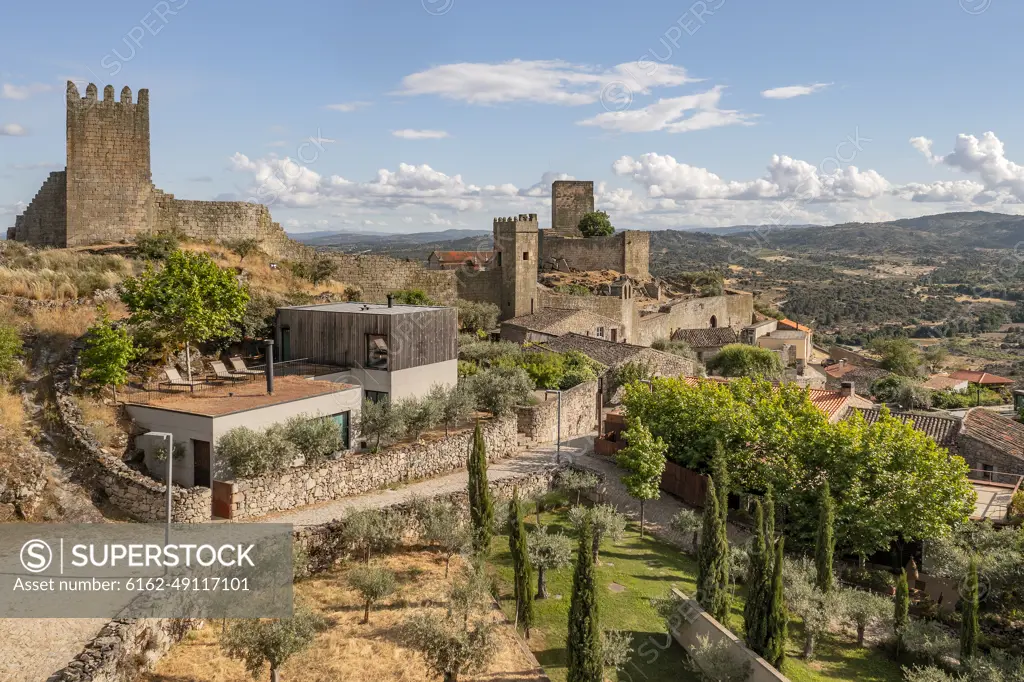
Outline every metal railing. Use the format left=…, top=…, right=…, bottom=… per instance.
left=245, top=358, right=349, bottom=379
left=966, top=468, right=1024, bottom=491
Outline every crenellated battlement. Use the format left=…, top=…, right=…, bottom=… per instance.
left=493, top=213, right=539, bottom=235
left=66, top=81, right=149, bottom=108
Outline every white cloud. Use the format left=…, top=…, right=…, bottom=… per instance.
left=579, top=86, right=754, bottom=134
left=0, top=201, right=27, bottom=216
left=0, top=123, right=27, bottom=136
left=392, top=129, right=450, bottom=140
left=911, top=132, right=1024, bottom=202
left=895, top=180, right=987, bottom=203
left=397, top=59, right=696, bottom=105
left=1, top=83, right=52, bottom=100
left=267, top=140, right=288, bottom=148
left=325, top=101, right=370, bottom=112
left=612, top=151, right=889, bottom=202
left=760, top=83, right=832, bottom=99
left=424, top=212, right=453, bottom=225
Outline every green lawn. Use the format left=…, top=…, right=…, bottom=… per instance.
left=488, top=508, right=904, bottom=682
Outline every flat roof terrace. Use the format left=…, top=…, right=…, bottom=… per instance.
left=125, top=375, right=355, bottom=417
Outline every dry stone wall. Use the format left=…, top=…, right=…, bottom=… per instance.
left=540, top=231, right=650, bottom=278
left=517, top=380, right=599, bottom=443
left=51, top=618, right=197, bottom=682
left=54, top=344, right=211, bottom=523
left=228, top=415, right=518, bottom=519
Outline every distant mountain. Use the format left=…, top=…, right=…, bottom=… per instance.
left=291, top=228, right=490, bottom=247
left=682, top=222, right=820, bottom=236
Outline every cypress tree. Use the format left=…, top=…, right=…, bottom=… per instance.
left=894, top=568, right=910, bottom=649
left=467, top=421, right=493, bottom=554
left=508, top=490, right=535, bottom=639
left=743, top=499, right=769, bottom=655
left=763, top=486, right=776, bottom=575
left=711, top=440, right=730, bottom=521
left=697, top=478, right=730, bottom=624
left=567, top=517, right=602, bottom=682
left=763, top=538, right=789, bottom=671
left=960, top=556, right=980, bottom=662
left=815, top=480, right=835, bottom=593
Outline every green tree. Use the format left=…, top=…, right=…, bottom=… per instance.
left=433, top=383, right=475, bottom=436
left=421, top=502, right=472, bottom=578
left=763, top=538, right=788, bottom=670
left=79, top=308, right=138, bottom=401
left=507, top=491, right=534, bottom=638
left=391, top=288, right=433, bottom=305
left=227, top=237, right=262, bottom=262
left=697, top=478, right=730, bottom=624
left=221, top=608, right=327, bottom=682
left=566, top=518, right=602, bottom=682
left=869, top=337, right=922, bottom=377
left=120, top=250, right=248, bottom=381
left=840, top=588, right=893, bottom=647
left=358, top=398, right=402, bottom=452
left=577, top=211, right=614, bottom=238
left=744, top=500, right=770, bottom=656
left=706, top=344, right=784, bottom=379
left=616, top=418, right=667, bottom=537
left=348, top=565, right=396, bottom=624
left=923, top=345, right=948, bottom=373
left=0, top=324, right=23, bottom=382
left=961, top=556, right=980, bottom=661
left=135, top=231, right=179, bottom=260
left=467, top=421, right=494, bottom=554
left=815, top=480, right=836, bottom=593
left=527, top=527, right=573, bottom=599
left=711, top=440, right=730, bottom=522
left=342, top=508, right=401, bottom=563
left=895, top=569, right=910, bottom=647
left=568, top=504, right=627, bottom=565
left=402, top=611, right=497, bottom=682
left=557, top=469, right=600, bottom=505
left=465, top=366, right=533, bottom=416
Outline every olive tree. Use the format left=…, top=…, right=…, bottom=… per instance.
left=221, top=607, right=327, bottom=682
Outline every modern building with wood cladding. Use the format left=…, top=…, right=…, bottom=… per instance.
left=274, top=298, right=458, bottom=402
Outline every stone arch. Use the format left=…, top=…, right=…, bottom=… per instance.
left=709, top=315, right=718, bottom=328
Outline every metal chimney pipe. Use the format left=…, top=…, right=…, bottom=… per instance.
left=264, top=339, right=275, bottom=395
left=387, top=294, right=394, bottom=308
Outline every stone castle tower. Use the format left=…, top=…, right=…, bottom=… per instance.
left=8, top=82, right=298, bottom=257
left=550, top=180, right=594, bottom=236
left=493, top=214, right=539, bottom=319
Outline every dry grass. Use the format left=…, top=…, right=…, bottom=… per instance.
left=145, top=551, right=546, bottom=682
left=0, top=241, right=133, bottom=301
left=0, top=385, right=25, bottom=436
left=73, top=395, right=123, bottom=451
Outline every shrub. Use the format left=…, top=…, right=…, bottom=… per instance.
left=1010, top=490, right=1024, bottom=520
left=651, top=338, right=700, bottom=363
left=431, top=383, right=475, bottom=435
left=290, top=255, right=336, bottom=285
left=347, top=565, right=396, bottom=624
left=608, top=358, right=658, bottom=395
left=358, top=398, right=403, bottom=452
left=395, top=395, right=441, bottom=440
left=602, top=629, right=634, bottom=675
left=0, top=324, right=23, bottom=382
left=217, top=425, right=297, bottom=478
left=553, top=283, right=591, bottom=296
left=465, top=366, right=533, bottom=416
left=225, top=238, right=262, bottom=262
left=684, top=633, right=752, bottom=682
left=459, top=339, right=521, bottom=365
left=342, top=508, right=402, bottom=563
left=391, top=288, right=433, bottom=305
left=560, top=350, right=601, bottom=389
left=282, top=414, right=345, bottom=463
left=135, top=231, right=179, bottom=260
left=900, top=619, right=959, bottom=664
left=707, top=344, right=783, bottom=379
left=456, top=300, right=499, bottom=332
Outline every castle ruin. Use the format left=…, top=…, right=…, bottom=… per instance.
left=8, top=82, right=298, bottom=258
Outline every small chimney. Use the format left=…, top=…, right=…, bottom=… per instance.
left=840, top=381, right=855, bottom=398
left=839, top=358, right=847, bottom=368
left=264, top=339, right=275, bottom=395
left=387, top=294, right=394, bottom=308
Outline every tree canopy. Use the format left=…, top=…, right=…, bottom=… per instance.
left=622, top=377, right=975, bottom=558
left=577, top=211, right=615, bottom=237
left=706, top=344, right=784, bottom=379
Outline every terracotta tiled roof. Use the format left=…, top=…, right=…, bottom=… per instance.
left=429, top=250, right=495, bottom=264
left=672, top=327, right=738, bottom=348
left=948, top=370, right=1014, bottom=386
left=922, top=375, right=968, bottom=391
left=962, top=408, right=1024, bottom=459
left=852, top=407, right=961, bottom=447
left=541, top=333, right=694, bottom=376
left=778, top=318, right=812, bottom=333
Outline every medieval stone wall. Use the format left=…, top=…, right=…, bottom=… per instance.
left=633, top=292, right=754, bottom=346
left=331, top=253, right=457, bottom=303
left=455, top=267, right=503, bottom=307
left=551, top=180, right=594, bottom=236
left=957, top=434, right=1024, bottom=477
left=65, top=83, right=154, bottom=247
left=228, top=415, right=518, bottom=519
left=517, top=380, right=599, bottom=443
left=9, top=171, right=67, bottom=245
left=540, top=231, right=650, bottom=278
left=540, top=289, right=636, bottom=341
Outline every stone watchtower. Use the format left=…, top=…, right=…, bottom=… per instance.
left=66, top=82, right=154, bottom=246
left=493, top=214, right=539, bottom=319
left=550, top=180, right=594, bottom=236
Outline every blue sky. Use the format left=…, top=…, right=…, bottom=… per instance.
left=2, top=0, right=1023, bottom=233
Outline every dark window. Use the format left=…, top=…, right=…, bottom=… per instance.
left=331, top=411, right=351, bottom=449
left=192, top=439, right=211, bottom=488
left=367, top=334, right=389, bottom=369
left=365, top=390, right=389, bottom=403
left=497, top=252, right=502, bottom=266
left=709, top=315, right=718, bottom=328
left=982, top=464, right=994, bottom=480
left=522, top=251, right=529, bottom=261
left=611, top=328, right=617, bottom=342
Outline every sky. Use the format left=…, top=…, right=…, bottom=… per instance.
left=2, top=0, right=1023, bottom=234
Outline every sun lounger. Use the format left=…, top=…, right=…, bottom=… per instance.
left=210, top=360, right=247, bottom=383
left=160, top=366, right=204, bottom=392
left=229, top=356, right=264, bottom=376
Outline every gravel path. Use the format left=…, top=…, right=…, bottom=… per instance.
left=0, top=617, right=110, bottom=682
left=257, top=436, right=596, bottom=527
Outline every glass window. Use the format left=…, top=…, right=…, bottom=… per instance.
left=367, top=334, right=389, bottom=369
left=365, top=390, right=389, bottom=404
left=331, top=411, right=351, bottom=449
left=597, top=326, right=605, bottom=338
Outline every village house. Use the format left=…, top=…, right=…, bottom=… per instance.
left=500, top=308, right=625, bottom=344
left=671, top=327, right=739, bottom=362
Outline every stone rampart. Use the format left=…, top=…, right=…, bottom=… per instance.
left=517, top=381, right=598, bottom=443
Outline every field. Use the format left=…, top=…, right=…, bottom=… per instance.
left=144, top=550, right=545, bottom=682
left=487, top=509, right=905, bottom=682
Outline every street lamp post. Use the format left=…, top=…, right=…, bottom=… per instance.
left=150, top=431, right=174, bottom=547
left=544, top=389, right=562, bottom=464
